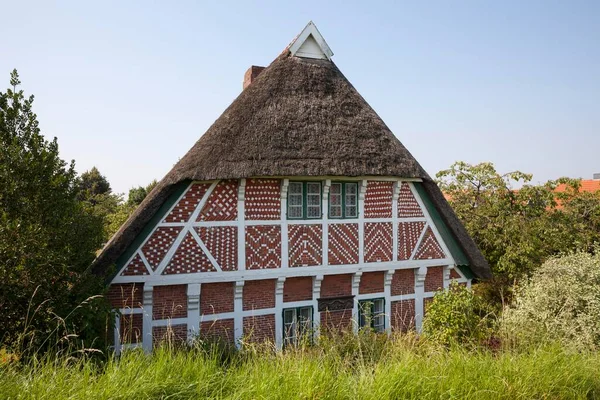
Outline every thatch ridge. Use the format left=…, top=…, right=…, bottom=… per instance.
left=91, top=50, right=491, bottom=279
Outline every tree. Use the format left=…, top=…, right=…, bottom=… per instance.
left=437, top=162, right=600, bottom=305
left=127, top=179, right=158, bottom=206
left=78, top=167, right=122, bottom=242
left=0, top=70, right=108, bottom=353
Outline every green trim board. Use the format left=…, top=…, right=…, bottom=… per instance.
left=412, top=183, right=474, bottom=279
left=108, top=180, right=191, bottom=282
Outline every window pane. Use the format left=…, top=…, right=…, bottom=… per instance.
left=284, top=309, right=296, bottom=324
left=346, top=183, right=357, bottom=195
left=374, top=299, right=384, bottom=314
left=298, top=307, right=312, bottom=336
left=330, top=183, right=342, bottom=195
left=307, top=206, right=321, bottom=218
left=289, top=182, right=303, bottom=195
left=288, top=182, right=304, bottom=219
left=359, top=301, right=371, bottom=328
left=307, top=182, right=321, bottom=195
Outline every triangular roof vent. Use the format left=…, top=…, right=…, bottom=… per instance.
left=289, top=21, right=333, bottom=60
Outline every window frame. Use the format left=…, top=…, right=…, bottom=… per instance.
left=287, top=181, right=322, bottom=220
left=282, top=305, right=314, bottom=346
left=358, top=298, right=386, bottom=332
left=329, top=181, right=359, bottom=219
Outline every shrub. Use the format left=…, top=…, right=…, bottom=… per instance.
left=422, top=282, right=495, bottom=347
left=502, top=251, right=600, bottom=350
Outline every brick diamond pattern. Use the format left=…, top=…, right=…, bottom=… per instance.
left=245, top=179, right=281, bottom=220
left=142, top=227, right=183, bottom=270
left=196, top=226, right=238, bottom=271
left=163, top=183, right=210, bottom=223
left=364, top=181, right=394, bottom=218
left=163, top=231, right=215, bottom=274
left=198, top=180, right=238, bottom=221
left=414, top=227, right=446, bottom=260
left=121, top=253, right=150, bottom=276
left=288, top=224, right=323, bottom=267
left=364, top=222, right=393, bottom=262
left=245, top=226, right=281, bottom=270
left=328, top=223, right=359, bottom=265
left=398, top=183, right=424, bottom=218
left=398, top=221, right=426, bottom=260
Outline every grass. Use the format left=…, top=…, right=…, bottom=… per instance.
left=1, top=333, right=600, bottom=399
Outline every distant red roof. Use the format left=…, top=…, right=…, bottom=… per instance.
left=555, top=179, right=600, bottom=193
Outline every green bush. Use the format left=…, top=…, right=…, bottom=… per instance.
left=502, top=251, right=600, bottom=350
left=422, top=282, right=495, bottom=347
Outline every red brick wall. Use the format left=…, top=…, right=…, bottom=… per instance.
left=153, top=285, right=187, bottom=320
left=391, top=300, right=415, bottom=332
left=320, top=274, right=352, bottom=298
left=243, top=314, right=275, bottom=343
left=450, top=268, right=461, bottom=279
left=391, top=269, right=415, bottom=295
left=283, top=277, right=313, bottom=302
left=320, top=309, right=352, bottom=331
left=425, top=266, right=444, bottom=292
left=152, top=324, right=188, bottom=347
left=200, top=319, right=235, bottom=344
left=245, top=179, right=281, bottom=220
left=201, top=282, right=234, bottom=315
left=243, top=279, right=276, bottom=310
left=364, top=223, right=393, bottom=262
left=107, top=283, right=143, bottom=309
left=359, top=271, right=384, bottom=294
left=119, top=313, right=143, bottom=343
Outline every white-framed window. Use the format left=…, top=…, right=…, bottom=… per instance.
left=287, top=182, right=322, bottom=219
left=358, top=298, right=385, bottom=332
left=283, top=306, right=313, bottom=346
left=329, top=182, right=358, bottom=219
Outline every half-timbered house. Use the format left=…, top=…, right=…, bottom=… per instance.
left=92, top=22, right=491, bottom=352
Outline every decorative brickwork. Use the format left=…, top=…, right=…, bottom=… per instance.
left=288, top=224, right=323, bottom=267
left=107, top=283, right=143, bottom=309
left=328, top=223, right=359, bottom=265
left=245, top=225, right=281, bottom=269
left=364, top=181, right=394, bottom=218
left=119, top=313, right=143, bottom=344
left=321, top=274, right=352, bottom=298
left=163, top=183, right=210, bottom=223
left=243, top=279, right=276, bottom=310
left=201, top=282, right=234, bottom=315
left=152, top=324, right=188, bottom=346
left=283, top=277, right=313, bottom=302
left=391, top=269, right=415, bottom=295
left=391, top=299, right=415, bottom=332
left=425, top=266, right=444, bottom=292
left=245, top=179, right=281, bottom=220
left=163, top=232, right=215, bottom=274
left=142, top=227, right=182, bottom=270
left=153, top=285, right=187, bottom=320
left=197, top=180, right=238, bottom=221
left=398, top=221, right=426, bottom=261
left=197, top=226, right=238, bottom=271
left=450, top=268, right=461, bottom=280
left=414, top=227, right=446, bottom=260
left=121, top=253, right=150, bottom=276
left=243, top=314, right=275, bottom=343
left=200, top=319, right=235, bottom=344
left=364, top=222, right=393, bottom=263
left=397, top=183, right=424, bottom=218
left=359, top=271, right=385, bottom=294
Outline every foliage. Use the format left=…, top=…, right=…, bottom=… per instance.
left=502, top=251, right=600, bottom=351
left=437, top=161, right=600, bottom=304
left=0, top=70, right=110, bottom=354
left=422, top=282, right=495, bottom=347
left=1, top=336, right=600, bottom=399
left=127, top=179, right=157, bottom=206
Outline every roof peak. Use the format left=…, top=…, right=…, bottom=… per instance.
left=288, top=21, right=333, bottom=60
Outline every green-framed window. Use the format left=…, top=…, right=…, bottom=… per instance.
left=329, top=182, right=358, bottom=219
left=283, top=306, right=313, bottom=346
left=288, top=182, right=322, bottom=219
left=358, top=298, right=385, bottom=332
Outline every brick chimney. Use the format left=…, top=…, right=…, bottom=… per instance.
left=243, top=66, right=265, bottom=90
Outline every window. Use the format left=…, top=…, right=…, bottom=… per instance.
left=283, top=306, right=313, bottom=346
left=358, top=298, right=385, bottom=332
left=329, top=182, right=358, bottom=219
left=287, top=182, right=322, bottom=219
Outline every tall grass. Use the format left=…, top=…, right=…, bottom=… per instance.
left=2, top=332, right=600, bottom=399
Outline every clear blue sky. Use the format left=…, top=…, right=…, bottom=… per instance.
left=1, top=1, right=598, bottom=194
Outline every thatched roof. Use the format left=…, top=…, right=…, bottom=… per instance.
left=91, top=30, right=491, bottom=279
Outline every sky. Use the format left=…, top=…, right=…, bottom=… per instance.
left=1, top=1, right=598, bottom=194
